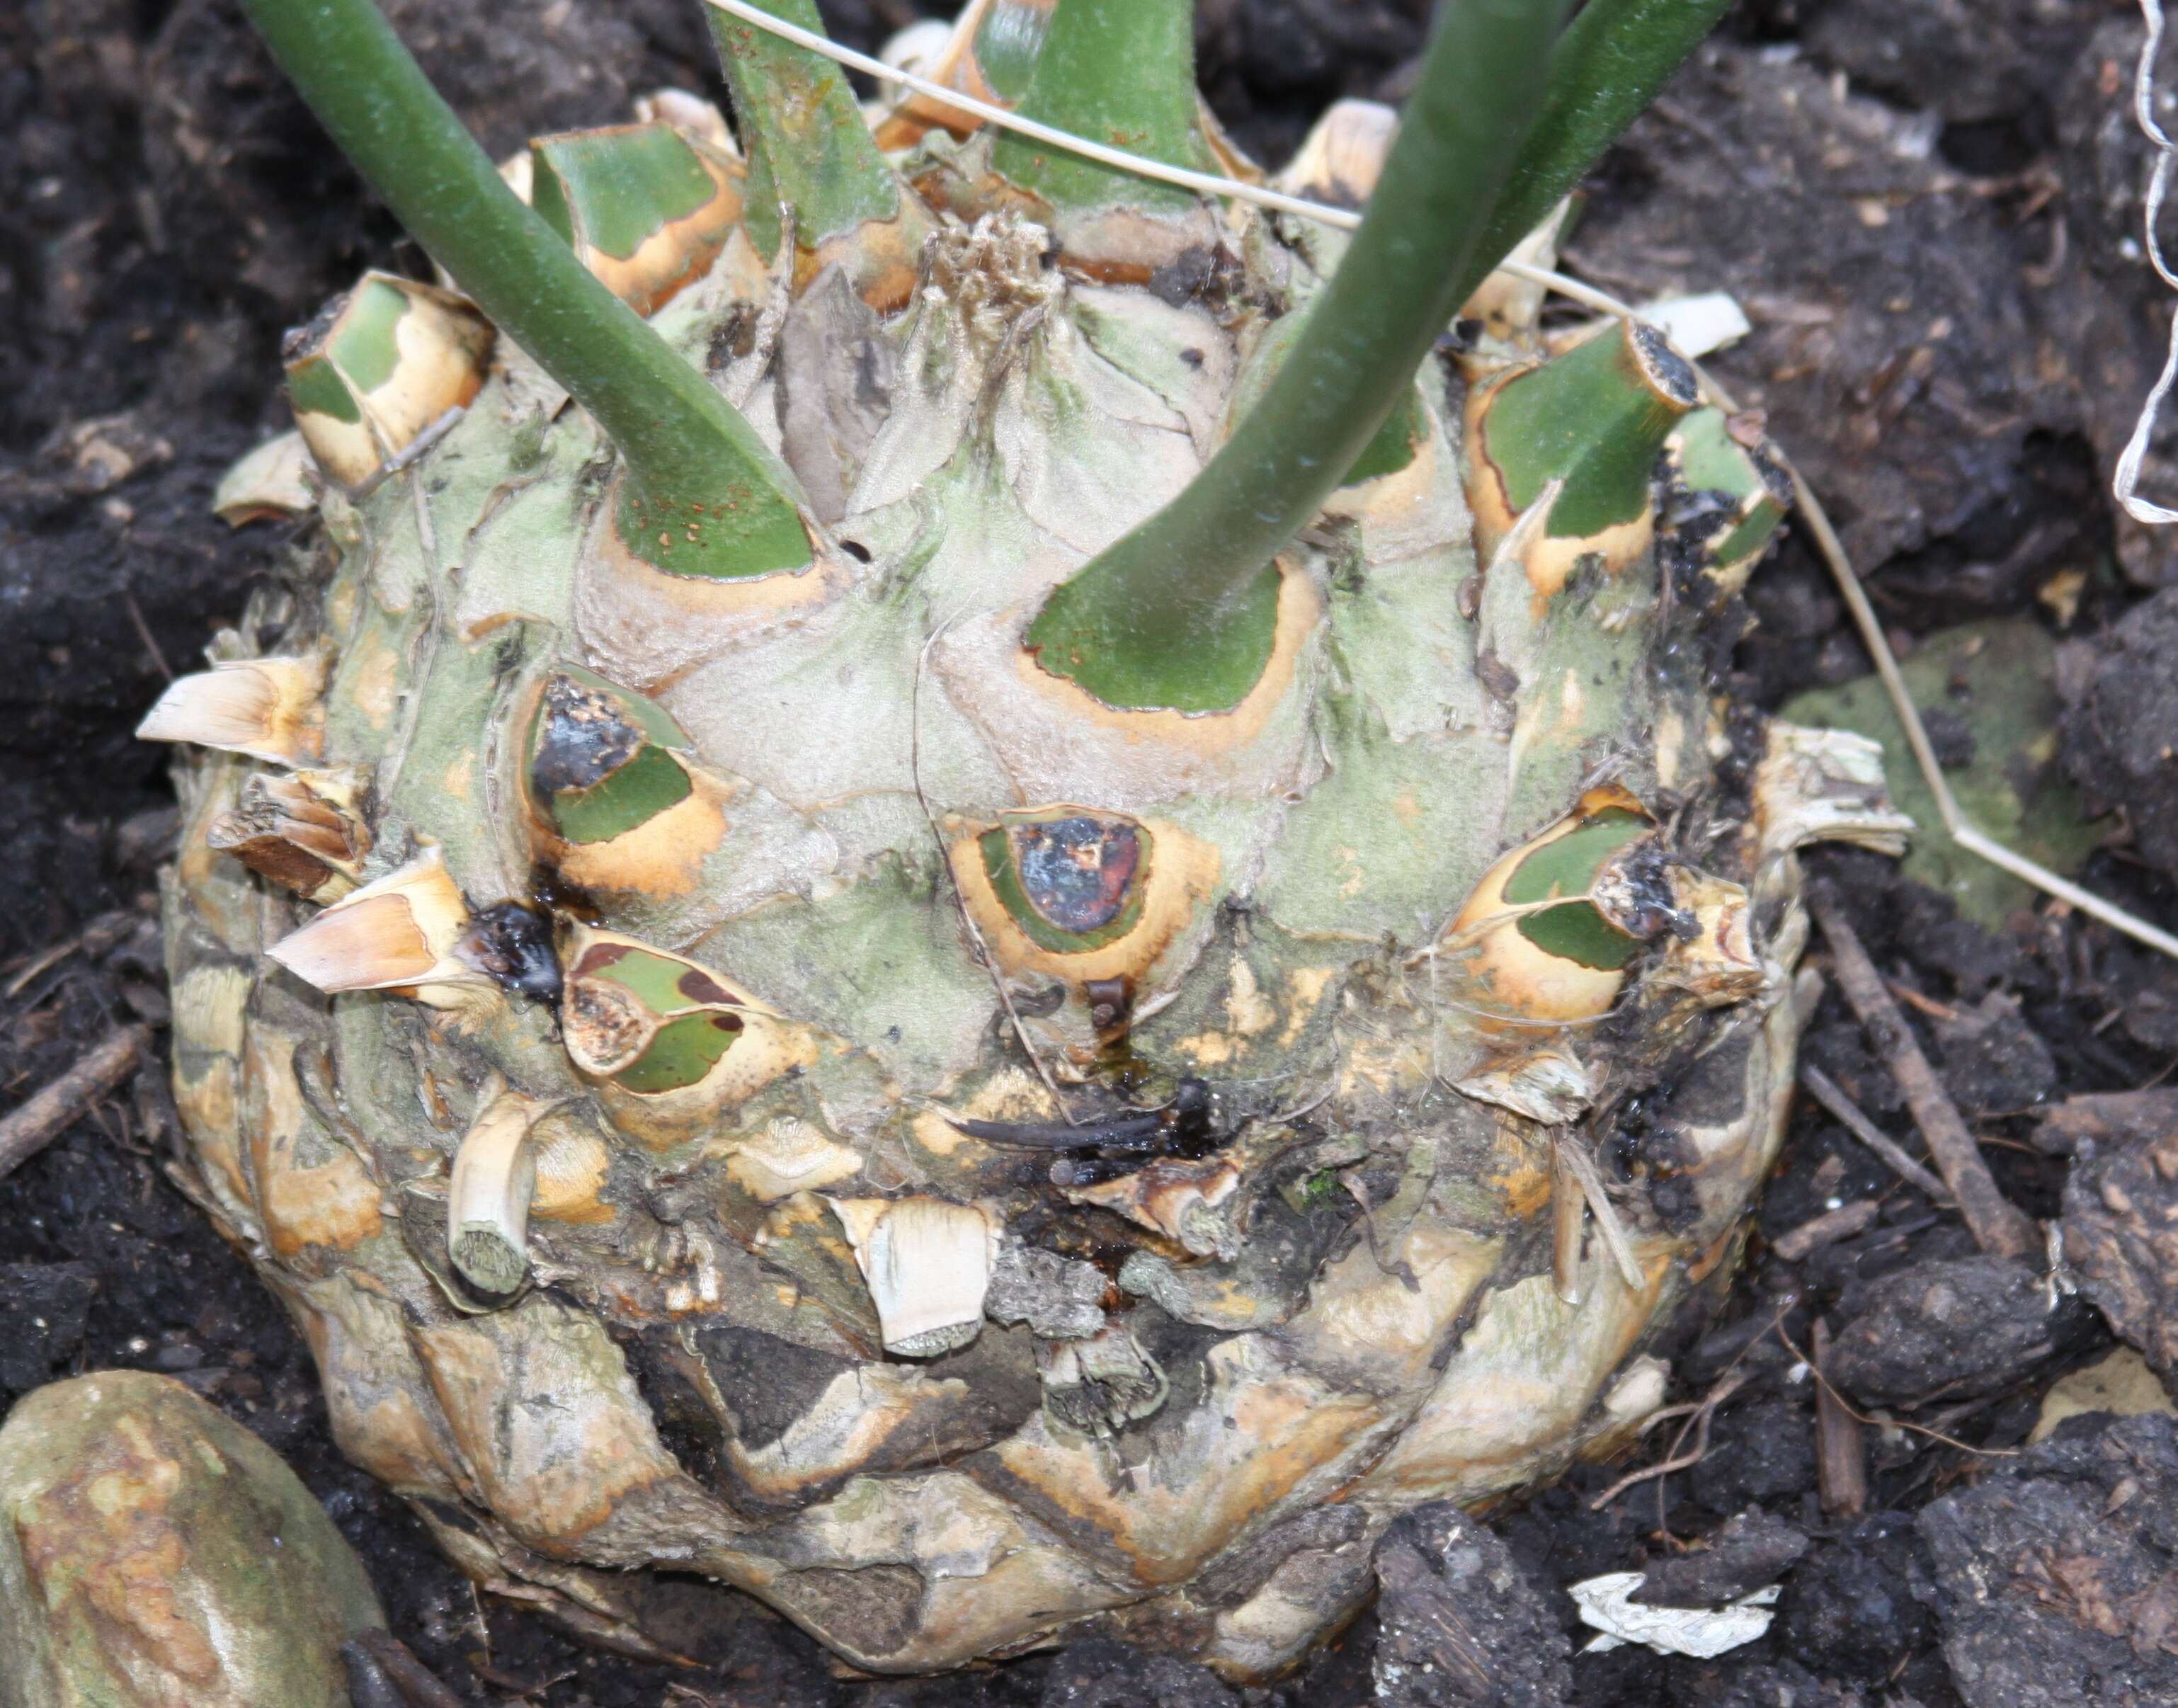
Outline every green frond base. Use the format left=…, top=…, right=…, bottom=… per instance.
left=1025, top=560, right=1280, bottom=714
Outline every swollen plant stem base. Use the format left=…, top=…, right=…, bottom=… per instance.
left=145, top=4, right=1902, bottom=1682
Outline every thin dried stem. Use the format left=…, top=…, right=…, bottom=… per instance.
left=1807, top=890, right=2039, bottom=1260
left=0, top=1025, right=149, bottom=1182
left=1799, top=1062, right=1957, bottom=1209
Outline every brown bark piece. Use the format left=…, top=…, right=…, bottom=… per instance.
left=1813, top=1320, right=1868, bottom=1520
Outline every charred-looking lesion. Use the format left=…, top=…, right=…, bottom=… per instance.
left=946, top=805, right=1221, bottom=1066
left=520, top=665, right=728, bottom=895
left=984, top=812, right=1148, bottom=950
left=530, top=675, right=675, bottom=825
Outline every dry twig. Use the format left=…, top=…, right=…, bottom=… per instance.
left=1772, top=1198, right=1880, bottom=1263
left=1806, top=890, right=2039, bottom=1260
left=1799, top=1064, right=1957, bottom=1209
left=0, top=1025, right=149, bottom=1182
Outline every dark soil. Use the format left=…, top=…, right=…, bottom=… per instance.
left=11, top=1, right=2178, bottom=1704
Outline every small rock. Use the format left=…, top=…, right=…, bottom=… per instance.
left=0, top=1370, right=383, bottom=1708
left=0, top=1263, right=98, bottom=1397
left=1371, top=1501, right=1571, bottom=1707
left=1035, top=1635, right=1236, bottom=1708
left=1634, top=1508, right=1810, bottom=1608
left=1828, top=1256, right=2056, bottom=1408
left=1920, top=1412, right=2178, bottom=1707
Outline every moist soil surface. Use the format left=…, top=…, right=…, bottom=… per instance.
left=11, top=1, right=2178, bottom=1704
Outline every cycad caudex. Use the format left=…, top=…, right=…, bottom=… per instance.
left=140, top=0, right=1894, bottom=1681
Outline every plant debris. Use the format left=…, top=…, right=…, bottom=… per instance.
left=1570, top=1572, right=1780, bottom=1660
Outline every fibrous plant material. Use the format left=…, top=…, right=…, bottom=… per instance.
left=147, top=0, right=1876, bottom=1681
left=207, top=768, right=371, bottom=902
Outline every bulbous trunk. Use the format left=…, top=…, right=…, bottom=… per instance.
left=149, top=20, right=1895, bottom=1678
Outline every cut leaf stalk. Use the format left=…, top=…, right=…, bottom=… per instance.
left=238, top=0, right=811, bottom=581
left=705, top=0, right=931, bottom=307
left=1024, top=0, right=1570, bottom=711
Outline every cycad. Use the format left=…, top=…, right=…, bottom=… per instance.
left=145, top=0, right=1903, bottom=1677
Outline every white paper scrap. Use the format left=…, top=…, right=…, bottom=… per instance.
left=1570, top=1571, right=1781, bottom=1658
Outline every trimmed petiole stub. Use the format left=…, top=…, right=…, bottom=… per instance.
left=1020, top=0, right=1572, bottom=714
left=704, top=0, right=933, bottom=310
left=445, top=1080, right=561, bottom=1302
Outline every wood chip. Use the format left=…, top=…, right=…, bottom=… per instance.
left=0, top=1025, right=149, bottom=1181
left=1813, top=1319, right=1868, bottom=1520
left=1772, top=1198, right=1881, bottom=1262
left=1806, top=889, right=2038, bottom=1260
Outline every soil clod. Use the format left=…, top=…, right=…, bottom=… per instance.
left=2063, top=1111, right=2178, bottom=1384
left=1828, top=1255, right=2059, bottom=1409
left=1920, top=1412, right=2178, bottom=1707
left=1633, top=1508, right=1811, bottom=1610
left=1372, top=1502, right=1573, bottom=1708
